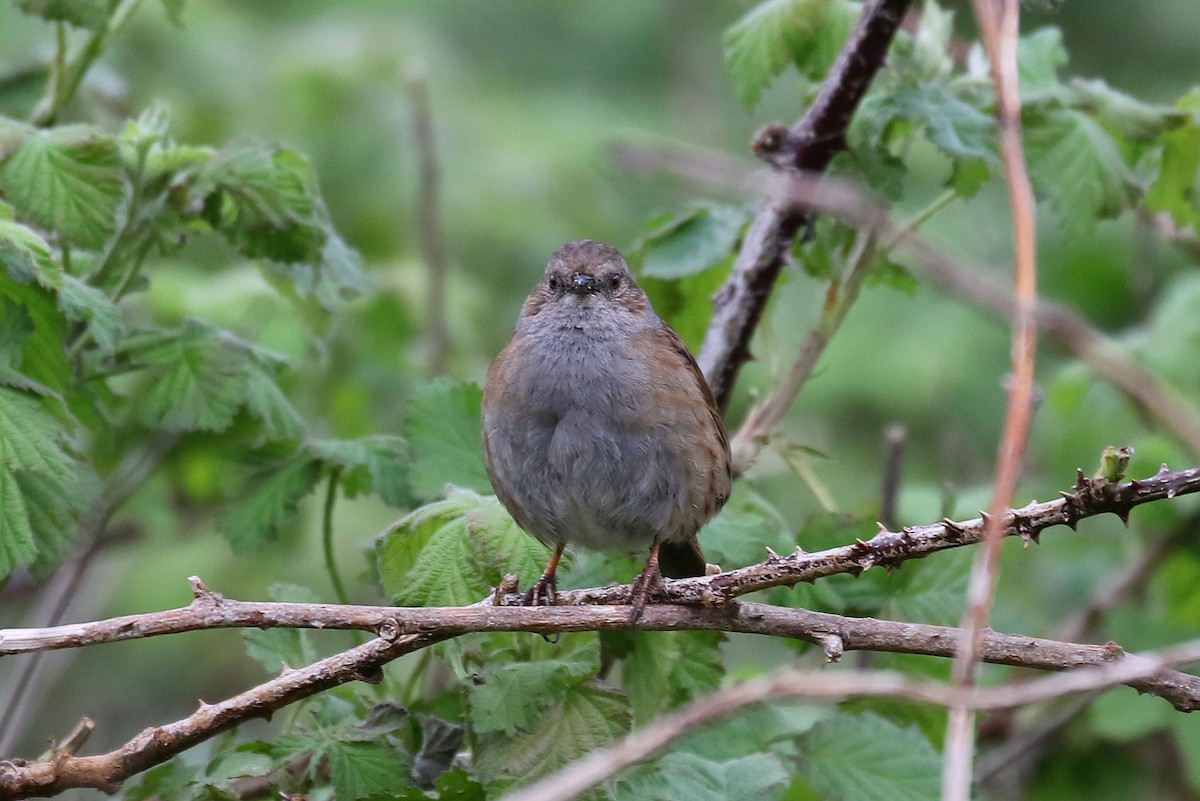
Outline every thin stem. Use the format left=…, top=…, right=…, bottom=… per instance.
left=322, top=467, right=349, bottom=606
left=945, top=2, right=1039, bottom=799
left=884, top=187, right=959, bottom=249
left=729, top=226, right=880, bottom=473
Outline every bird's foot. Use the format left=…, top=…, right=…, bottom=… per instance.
left=522, top=571, right=558, bottom=606
left=628, top=561, right=666, bottom=622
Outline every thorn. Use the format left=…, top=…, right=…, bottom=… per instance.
left=188, top=575, right=210, bottom=598
left=940, top=518, right=965, bottom=542
left=765, top=546, right=783, bottom=563
left=876, top=522, right=890, bottom=534
left=1157, top=463, right=1171, bottom=477
left=1115, top=507, right=1131, bottom=526
left=793, top=544, right=806, bottom=555
left=1074, top=468, right=1088, bottom=491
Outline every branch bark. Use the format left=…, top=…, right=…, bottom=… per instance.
left=3, top=465, right=1200, bottom=798
left=697, top=0, right=912, bottom=410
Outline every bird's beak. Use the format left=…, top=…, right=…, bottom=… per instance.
left=571, top=273, right=599, bottom=292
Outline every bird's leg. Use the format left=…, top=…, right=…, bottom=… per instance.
left=629, top=538, right=667, bottom=621
left=524, top=543, right=564, bottom=606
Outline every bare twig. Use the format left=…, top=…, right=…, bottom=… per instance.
left=947, top=4, right=1039, bottom=797
left=6, top=582, right=1199, bottom=710
left=697, top=0, right=912, bottom=411
left=501, top=638, right=1200, bottom=801
left=880, top=424, right=908, bottom=529
left=405, top=66, right=451, bottom=375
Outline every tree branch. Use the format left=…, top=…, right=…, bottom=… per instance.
left=697, top=0, right=912, bottom=410
left=500, top=637, right=1200, bottom=801
left=3, top=586, right=1198, bottom=798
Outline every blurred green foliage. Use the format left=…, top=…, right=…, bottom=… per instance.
left=1, top=1, right=1199, bottom=799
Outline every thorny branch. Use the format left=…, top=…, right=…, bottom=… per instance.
left=3, top=465, right=1200, bottom=798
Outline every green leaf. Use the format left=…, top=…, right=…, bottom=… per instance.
left=1017, top=27, right=1069, bottom=103
left=470, top=659, right=590, bottom=735
left=0, top=269, right=71, bottom=394
left=376, top=488, right=552, bottom=606
left=195, top=143, right=323, bottom=262
left=127, top=321, right=300, bottom=438
left=634, top=204, right=748, bottom=279
left=622, top=631, right=724, bottom=725
left=795, top=713, right=941, bottom=801
left=1145, top=89, right=1200, bottom=228
left=869, top=83, right=995, bottom=162
left=15, top=0, right=109, bottom=30
left=473, top=681, right=630, bottom=794
left=376, top=491, right=491, bottom=606
left=724, top=0, right=857, bottom=108
left=0, top=385, right=84, bottom=577
left=616, top=752, right=790, bottom=801
left=307, top=436, right=410, bottom=506
left=881, top=547, right=970, bottom=626
left=218, top=454, right=319, bottom=553
left=1025, top=108, right=1138, bottom=230
left=243, top=583, right=320, bottom=672
left=57, top=274, right=121, bottom=355
left=240, top=359, right=306, bottom=442
left=1, top=126, right=124, bottom=250
left=327, top=741, right=408, bottom=801
left=130, top=322, right=248, bottom=432
left=404, top=380, right=490, bottom=499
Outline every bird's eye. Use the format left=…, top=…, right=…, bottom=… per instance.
left=548, top=276, right=560, bottom=291
left=609, top=274, right=622, bottom=290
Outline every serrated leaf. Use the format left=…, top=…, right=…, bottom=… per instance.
left=1026, top=108, right=1138, bottom=230
left=378, top=489, right=550, bottom=606
left=15, top=0, right=109, bottom=30
left=0, top=272, right=71, bottom=394
left=635, top=205, right=747, bottom=279
left=1145, top=89, right=1200, bottom=228
left=616, top=752, right=790, bottom=801
left=795, top=713, right=941, bottom=801
left=21, top=468, right=93, bottom=576
left=0, top=385, right=83, bottom=577
left=219, top=455, right=319, bottom=552
left=307, top=436, right=409, bottom=506
left=376, top=492, right=491, bottom=606
left=404, top=380, right=490, bottom=499
left=241, top=359, right=305, bottom=442
left=57, top=274, right=121, bottom=355
left=1, top=126, right=124, bottom=250
left=469, top=660, right=586, bottom=735
left=724, top=0, right=857, bottom=108
left=132, top=322, right=248, bottom=432
left=474, top=681, right=630, bottom=794
left=327, top=740, right=408, bottom=801
left=872, top=83, right=995, bottom=161
left=623, top=631, right=724, bottom=725
left=1017, top=27, right=1068, bottom=103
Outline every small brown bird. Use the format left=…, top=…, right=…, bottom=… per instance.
left=482, top=240, right=732, bottom=608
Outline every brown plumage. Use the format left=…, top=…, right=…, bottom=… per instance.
left=482, top=240, right=732, bottom=609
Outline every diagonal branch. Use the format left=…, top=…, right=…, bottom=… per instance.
left=501, top=637, right=1200, bottom=801
left=697, top=0, right=912, bottom=410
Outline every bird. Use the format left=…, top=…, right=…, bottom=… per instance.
left=481, top=239, right=732, bottom=610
